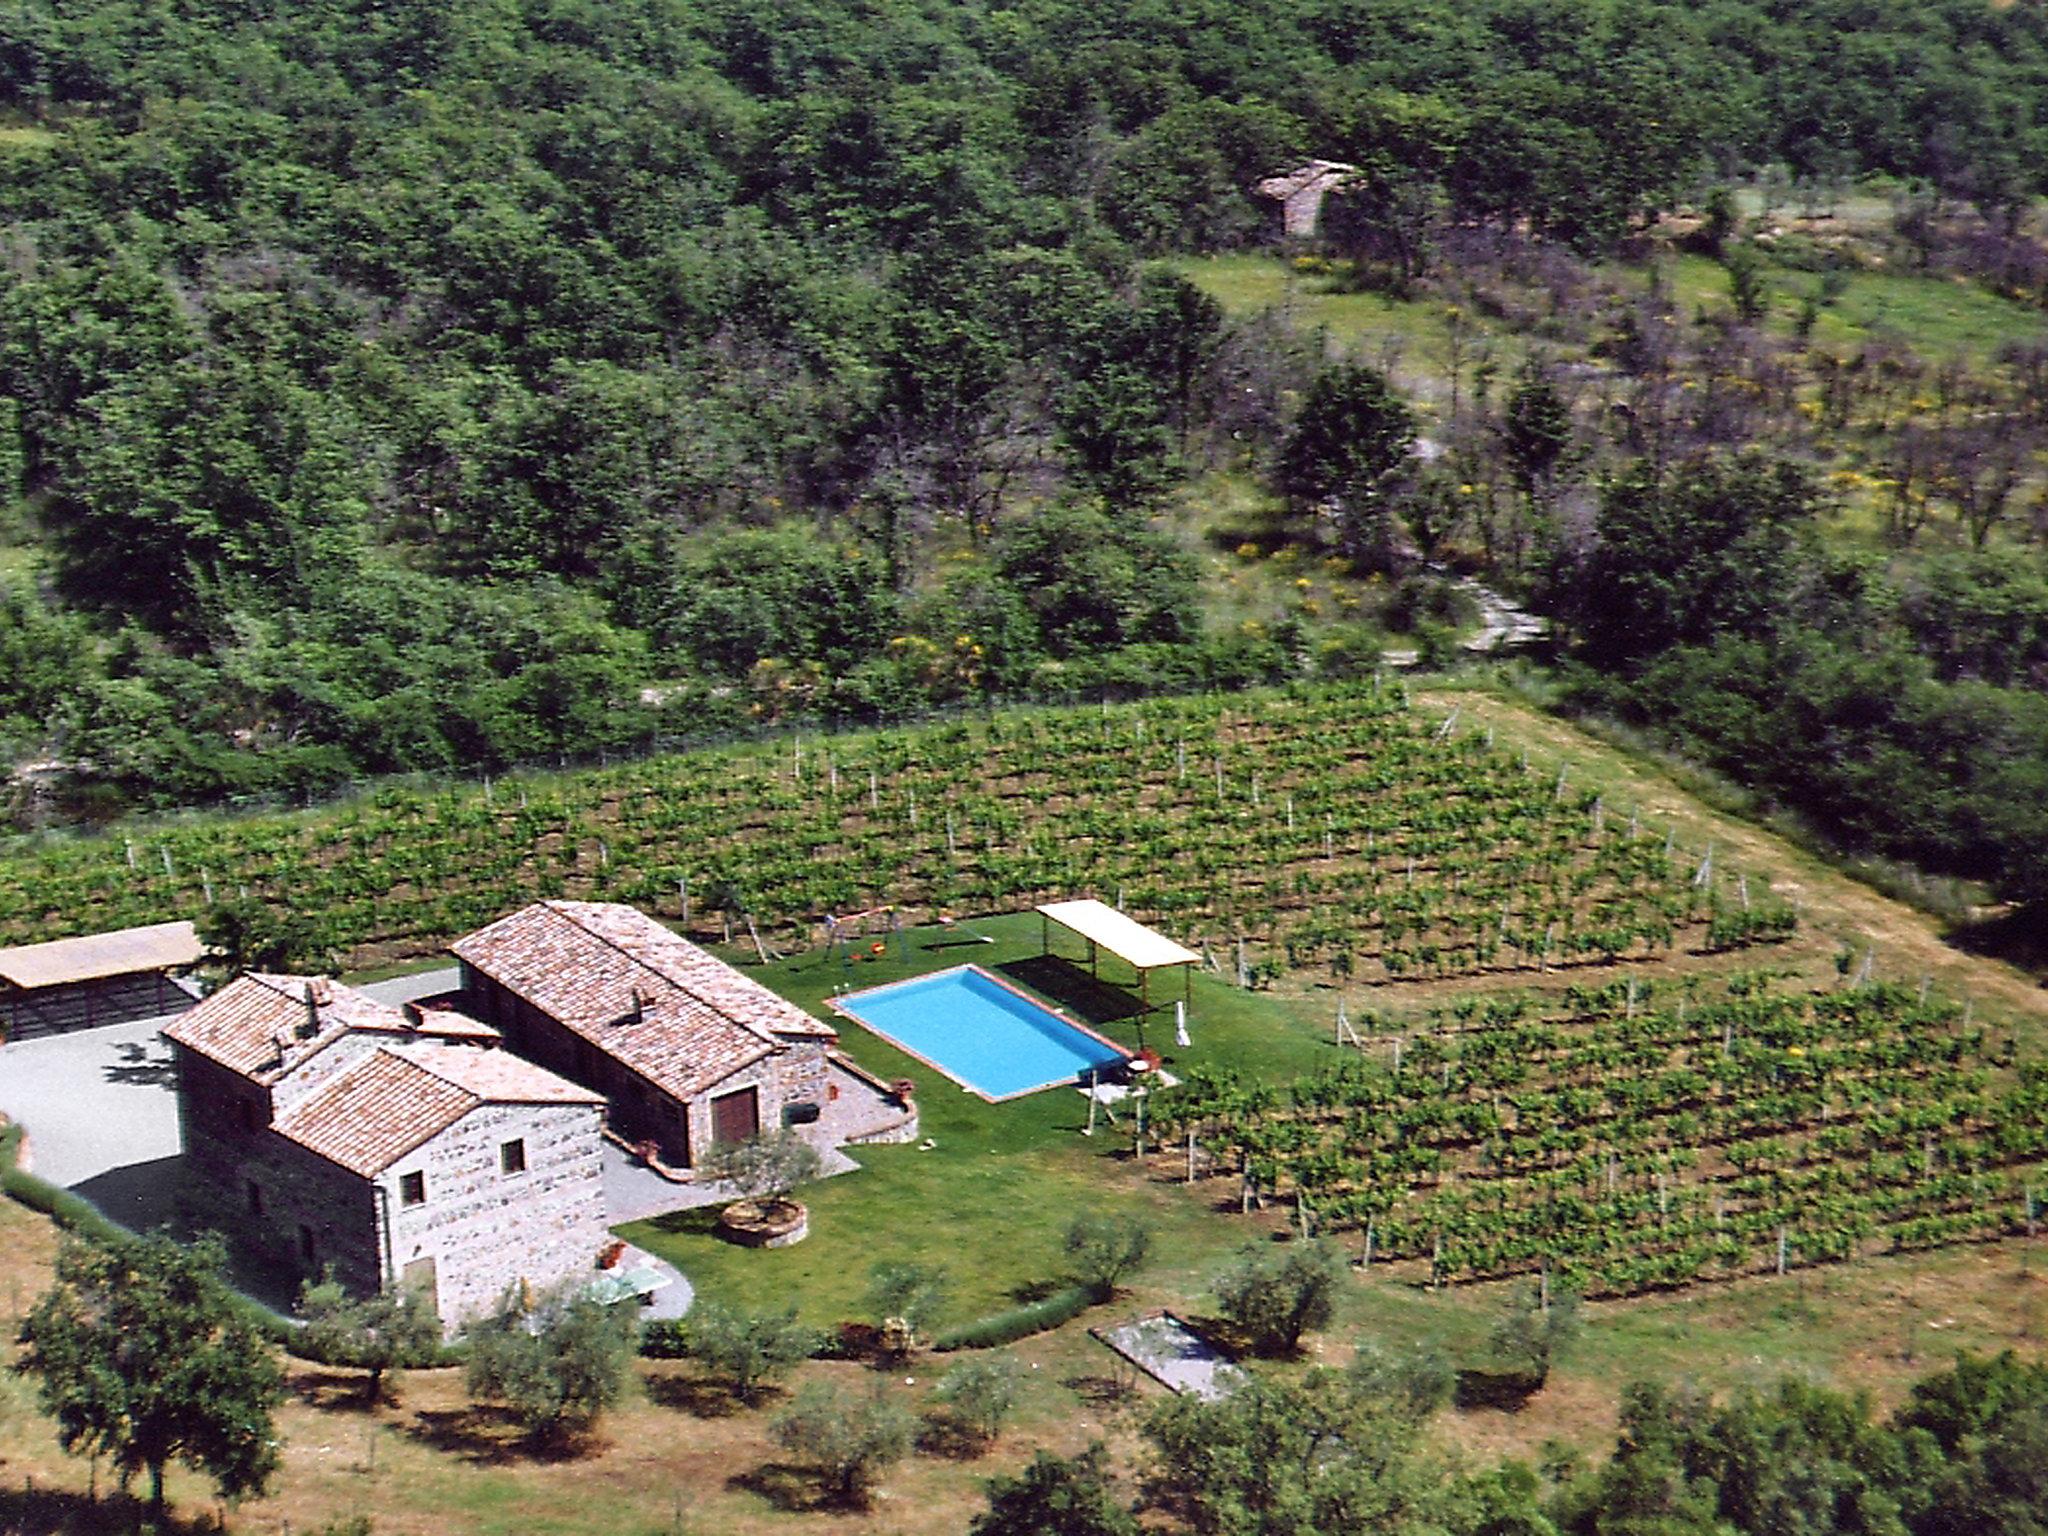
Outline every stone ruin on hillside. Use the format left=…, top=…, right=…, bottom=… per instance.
left=1255, top=160, right=1360, bottom=239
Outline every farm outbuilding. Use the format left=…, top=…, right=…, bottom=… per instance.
left=0, top=920, right=204, bottom=1041
left=452, top=901, right=838, bottom=1170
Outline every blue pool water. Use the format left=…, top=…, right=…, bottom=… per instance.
left=836, top=966, right=1128, bottom=1100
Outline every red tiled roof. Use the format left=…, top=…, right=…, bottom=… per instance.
left=163, top=974, right=500, bottom=1085
left=270, top=1041, right=601, bottom=1179
left=397, top=1042, right=605, bottom=1106
left=272, top=1049, right=478, bottom=1177
left=451, top=902, right=834, bottom=1101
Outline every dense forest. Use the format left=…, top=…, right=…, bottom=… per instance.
left=3, top=0, right=2048, bottom=907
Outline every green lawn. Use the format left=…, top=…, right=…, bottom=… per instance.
left=1173, top=254, right=1526, bottom=403
left=1655, top=250, right=2048, bottom=364
left=618, top=912, right=1340, bottom=1331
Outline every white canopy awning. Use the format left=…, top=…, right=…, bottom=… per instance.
left=1036, top=900, right=1198, bottom=971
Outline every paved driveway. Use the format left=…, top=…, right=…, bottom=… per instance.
left=0, top=969, right=466, bottom=1191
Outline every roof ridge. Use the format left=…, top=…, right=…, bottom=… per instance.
left=548, top=901, right=794, bottom=1045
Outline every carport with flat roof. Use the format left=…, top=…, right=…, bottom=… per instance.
left=1035, top=898, right=1199, bottom=1014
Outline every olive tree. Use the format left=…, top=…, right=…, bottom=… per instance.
left=296, top=1270, right=443, bottom=1405
left=771, top=1381, right=916, bottom=1508
left=1063, top=1212, right=1154, bottom=1300
left=698, top=1130, right=824, bottom=1209
left=1212, top=1240, right=1345, bottom=1357
left=464, top=1283, right=637, bottom=1445
left=681, top=1300, right=818, bottom=1404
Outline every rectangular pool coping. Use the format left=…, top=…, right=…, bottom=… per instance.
left=828, top=963, right=1134, bottom=1103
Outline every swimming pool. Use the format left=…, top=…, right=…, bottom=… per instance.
left=833, top=965, right=1130, bottom=1101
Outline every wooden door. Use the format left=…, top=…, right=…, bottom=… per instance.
left=711, top=1086, right=760, bottom=1146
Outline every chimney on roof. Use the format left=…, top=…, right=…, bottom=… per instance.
left=403, top=1002, right=423, bottom=1029
left=297, top=983, right=321, bottom=1040
left=625, top=987, right=646, bottom=1026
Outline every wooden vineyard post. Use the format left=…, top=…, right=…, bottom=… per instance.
left=1186, top=1129, right=1196, bottom=1184
left=1362, top=1218, right=1375, bottom=1270
left=1777, top=1227, right=1789, bottom=1276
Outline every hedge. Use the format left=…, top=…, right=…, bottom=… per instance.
left=932, top=1284, right=1096, bottom=1352
left=2, top=1114, right=296, bottom=1345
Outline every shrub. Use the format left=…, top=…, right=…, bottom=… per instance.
left=932, top=1354, right=1025, bottom=1447
left=864, top=1261, right=949, bottom=1355
left=639, top=1318, right=693, bottom=1360
left=771, top=1381, right=916, bottom=1509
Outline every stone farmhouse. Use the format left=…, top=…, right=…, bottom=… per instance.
left=162, top=974, right=608, bottom=1333
left=452, top=900, right=838, bottom=1169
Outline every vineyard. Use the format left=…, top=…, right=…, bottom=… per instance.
left=0, top=684, right=1792, bottom=977
left=1149, top=974, right=2048, bottom=1299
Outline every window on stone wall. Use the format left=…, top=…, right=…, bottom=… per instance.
left=245, top=1179, right=263, bottom=1216
left=239, top=1097, right=264, bottom=1133
left=500, top=1138, right=526, bottom=1175
left=299, top=1224, right=316, bottom=1266
left=400, top=1170, right=426, bottom=1207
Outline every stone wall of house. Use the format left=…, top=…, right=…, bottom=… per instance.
left=173, top=1047, right=381, bottom=1295
left=377, top=1101, right=607, bottom=1332
left=780, top=1038, right=830, bottom=1111
left=268, top=1030, right=385, bottom=1116
left=173, top=1047, right=275, bottom=1235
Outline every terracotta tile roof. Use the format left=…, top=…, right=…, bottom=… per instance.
left=268, top=1041, right=600, bottom=1179
left=163, top=974, right=500, bottom=1085
left=272, top=1049, right=479, bottom=1177
left=395, top=1042, right=605, bottom=1106
left=451, top=902, right=834, bottom=1101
